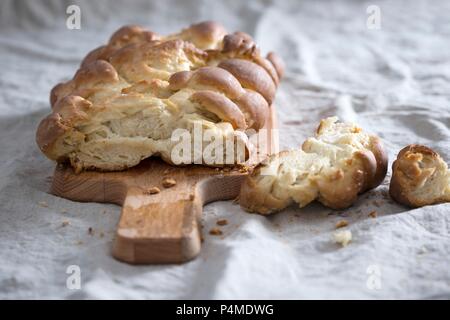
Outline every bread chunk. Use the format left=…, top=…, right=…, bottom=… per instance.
left=240, top=117, right=388, bottom=214
left=389, top=144, right=450, bottom=207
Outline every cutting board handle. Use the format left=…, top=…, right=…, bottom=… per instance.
left=51, top=162, right=246, bottom=264
left=112, top=183, right=202, bottom=264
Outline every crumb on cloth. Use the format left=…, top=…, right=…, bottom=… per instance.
left=335, top=220, right=348, bottom=229
left=216, top=219, right=228, bottom=226
left=209, top=228, right=223, bottom=236
left=333, top=230, right=352, bottom=247
left=38, top=201, right=48, bottom=208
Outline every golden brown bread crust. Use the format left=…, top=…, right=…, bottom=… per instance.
left=218, top=59, right=276, bottom=105
left=389, top=144, right=450, bottom=207
left=36, top=22, right=284, bottom=171
left=171, top=21, right=227, bottom=50
left=240, top=117, right=388, bottom=214
left=190, top=90, right=246, bottom=129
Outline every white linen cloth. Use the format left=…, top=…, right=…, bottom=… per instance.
left=0, top=0, right=449, bottom=299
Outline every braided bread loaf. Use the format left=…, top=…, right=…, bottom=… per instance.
left=36, top=22, right=284, bottom=172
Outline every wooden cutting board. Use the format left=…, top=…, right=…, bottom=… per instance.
left=50, top=106, right=278, bottom=264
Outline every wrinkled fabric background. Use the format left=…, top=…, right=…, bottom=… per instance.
left=0, top=0, right=449, bottom=299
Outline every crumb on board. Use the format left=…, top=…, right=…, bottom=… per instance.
left=143, top=186, right=160, bottom=195
left=335, top=220, right=348, bottom=229
left=369, top=210, right=378, bottom=218
left=209, top=228, right=223, bottom=236
left=238, top=166, right=249, bottom=173
left=333, top=230, right=352, bottom=247
left=163, top=168, right=175, bottom=175
left=162, top=178, right=177, bottom=188
left=38, top=201, right=48, bottom=208
left=216, top=219, right=228, bottom=226
left=61, top=220, right=70, bottom=227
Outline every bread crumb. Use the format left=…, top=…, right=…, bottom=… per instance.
left=238, top=165, right=249, bottom=173
left=88, top=227, right=94, bottom=235
left=209, top=228, right=223, bottom=236
left=335, top=220, right=348, bottom=229
left=418, top=246, right=428, bottom=254
left=162, top=178, right=176, bottom=188
left=60, top=209, right=68, bottom=214
left=144, top=186, right=160, bottom=195
left=99, top=232, right=104, bottom=238
left=189, top=194, right=195, bottom=200
left=61, top=220, right=70, bottom=227
left=38, top=201, right=48, bottom=208
left=333, top=230, right=352, bottom=247
left=76, top=240, right=83, bottom=245
left=369, top=211, right=378, bottom=218
left=216, top=219, right=228, bottom=226
left=372, top=200, right=381, bottom=207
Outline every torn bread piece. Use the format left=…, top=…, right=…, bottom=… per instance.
left=36, top=22, right=283, bottom=172
left=239, top=117, right=388, bottom=214
left=389, top=144, right=450, bottom=207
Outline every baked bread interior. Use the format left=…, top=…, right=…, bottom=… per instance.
left=240, top=117, right=388, bottom=214
left=389, top=144, right=450, bottom=207
left=36, top=22, right=284, bottom=172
